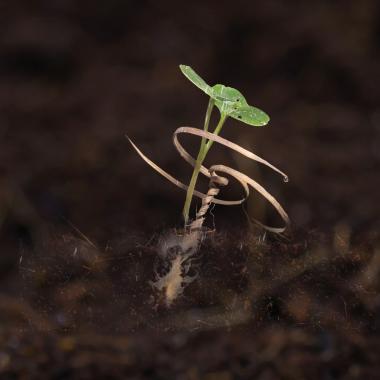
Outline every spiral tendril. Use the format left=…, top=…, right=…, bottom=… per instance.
left=127, top=126, right=290, bottom=234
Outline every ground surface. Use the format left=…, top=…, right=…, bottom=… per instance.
left=0, top=1, right=379, bottom=379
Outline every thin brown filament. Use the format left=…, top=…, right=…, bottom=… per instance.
left=127, top=126, right=290, bottom=234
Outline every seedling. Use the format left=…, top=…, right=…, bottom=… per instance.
left=129, top=65, right=289, bottom=234
left=179, top=65, right=271, bottom=227
left=128, top=65, right=290, bottom=305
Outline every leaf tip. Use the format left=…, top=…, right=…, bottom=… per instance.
left=179, top=64, right=189, bottom=73
left=262, top=116, right=270, bottom=126
left=258, top=110, right=270, bottom=126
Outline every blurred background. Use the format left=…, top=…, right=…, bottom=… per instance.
left=0, top=1, right=379, bottom=379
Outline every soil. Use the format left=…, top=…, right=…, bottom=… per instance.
left=0, top=1, right=379, bottom=379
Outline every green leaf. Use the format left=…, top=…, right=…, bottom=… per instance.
left=212, top=84, right=247, bottom=114
left=212, top=84, right=269, bottom=126
left=179, top=65, right=213, bottom=96
left=229, top=105, right=270, bottom=126
left=212, top=84, right=248, bottom=105
left=179, top=65, right=270, bottom=126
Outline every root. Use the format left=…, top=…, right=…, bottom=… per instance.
left=152, top=229, right=201, bottom=307
left=151, top=252, right=197, bottom=307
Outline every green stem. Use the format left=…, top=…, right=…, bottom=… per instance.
left=182, top=108, right=227, bottom=227
left=204, top=113, right=226, bottom=154
left=199, top=97, right=214, bottom=155
left=182, top=98, right=213, bottom=226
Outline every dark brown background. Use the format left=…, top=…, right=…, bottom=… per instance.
left=0, top=1, right=379, bottom=379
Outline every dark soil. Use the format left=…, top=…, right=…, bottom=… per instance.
left=0, top=1, right=379, bottom=379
